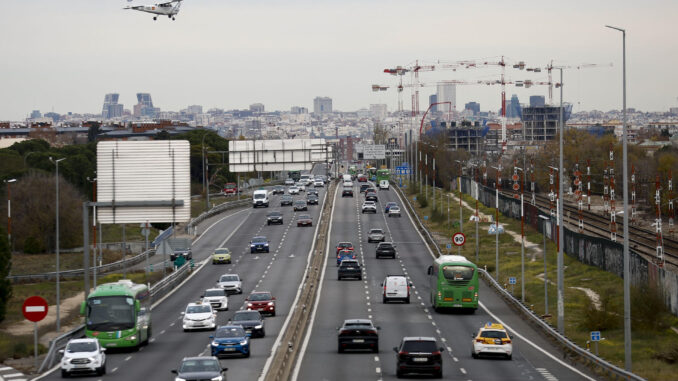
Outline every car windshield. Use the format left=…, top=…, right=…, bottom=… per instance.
left=204, top=289, right=225, bottom=297
left=401, top=340, right=437, bottom=352
left=254, top=194, right=265, bottom=199
left=340, top=261, right=358, bottom=266
left=252, top=237, right=267, bottom=243
left=370, top=229, right=383, bottom=234
left=298, top=215, right=311, bottom=220
left=214, top=248, right=230, bottom=255
left=215, top=326, right=246, bottom=338
left=343, top=322, right=373, bottom=329
left=180, top=359, right=221, bottom=373
left=249, top=293, right=272, bottom=301
left=338, top=243, right=351, bottom=248
left=480, top=330, right=508, bottom=339
left=85, top=296, right=136, bottom=331
left=220, top=275, right=239, bottom=282
left=186, top=305, right=211, bottom=314
left=442, top=265, right=475, bottom=281
left=379, top=243, right=393, bottom=249
left=268, top=212, right=281, bottom=217
left=66, top=342, right=97, bottom=353
left=282, top=195, right=292, bottom=200
left=295, top=201, right=305, bottom=205
left=233, top=311, right=261, bottom=321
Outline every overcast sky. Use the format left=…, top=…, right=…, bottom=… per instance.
left=1, top=0, right=677, bottom=120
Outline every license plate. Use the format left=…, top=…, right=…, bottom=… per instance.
left=223, top=348, right=235, bottom=352
left=453, top=304, right=463, bottom=308
left=413, top=357, right=428, bottom=362
left=352, top=339, right=365, bottom=343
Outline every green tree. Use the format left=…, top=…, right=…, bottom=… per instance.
left=0, top=227, right=11, bottom=322
left=87, top=122, right=102, bottom=142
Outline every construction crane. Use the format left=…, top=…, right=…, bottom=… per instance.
left=527, top=61, right=613, bottom=104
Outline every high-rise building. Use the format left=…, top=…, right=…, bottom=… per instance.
left=429, top=94, right=438, bottom=113
left=135, top=93, right=157, bottom=118
left=529, top=95, right=545, bottom=107
left=186, top=105, right=203, bottom=115
left=505, top=94, right=522, bottom=119
left=30, top=110, right=42, bottom=119
left=465, top=102, right=480, bottom=115
left=369, top=104, right=387, bottom=120
left=521, top=104, right=573, bottom=141
left=313, top=97, right=332, bottom=115
left=436, top=83, right=456, bottom=111
left=102, top=93, right=124, bottom=119
left=250, top=103, right=265, bottom=113
left=290, top=106, right=308, bottom=114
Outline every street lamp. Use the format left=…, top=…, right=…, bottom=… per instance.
left=201, top=133, right=209, bottom=210
left=86, top=176, right=97, bottom=288
left=49, top=157, right=66, bottom=332
left=515, top=165, right=526, bottom=303
left=491, top=164, right=502, bottom=280
left=3, top=179, right=16, bottom=246
left=606, top=23, right=631, bottom=371
left=455, top=160, right=464, bottom=255
left=539, top=214, right=551, bottom=316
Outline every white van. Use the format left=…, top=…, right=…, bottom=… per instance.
left=252, top=189, right=269, bottom=208
left=379, top=180, right=390, bottom=190
left=381, top=275, right=411, bottom=303
left=342, top=174, right=352, bottom=183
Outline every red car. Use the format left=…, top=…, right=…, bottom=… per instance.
left=357, top=174, right=368, bottom=182
left=246, top=291, right=276, bottom=316
left=297, top=214, right=313, bottom=227
left=336, top=242, right=354, bottom=254
left=223, top=182, right=238, bottom=195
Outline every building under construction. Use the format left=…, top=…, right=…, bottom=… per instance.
left=521, top=104, right=572, bottom=141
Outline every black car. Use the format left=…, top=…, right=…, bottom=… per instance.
left=266, top=211, right=283, bottom=225
left=307, top=189, right=319, bottom=196
left=230, top=310, right=265, bottom=338
left=293, top=200, right=308, bottom=211
left=393, top=337, right=444, bottom=378
left=365, top=192, right=378, bottom=202
left=306, top=195, right=319, bottom=205
left=171, top=356, right=227, bottom=381
left=376, top=242, right=396, bottom=259
left=272, top=185, right=285, bottom=195
left=280, top=195, right=294, bottom=206
left=337, top=319, right=380, bottom=353
left=250, top=236, right=270, bottom=253
left=342, top=187, right=354, bottom=197
left=359, top=184, right=371, bottom=193
left=338, top=260, right=362, bottom=280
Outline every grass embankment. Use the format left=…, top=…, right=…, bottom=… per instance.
left=402, top=182, right=678, bottom=381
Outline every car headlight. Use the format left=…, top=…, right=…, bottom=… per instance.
left=250, top=244, right=255, bottom=247
left=267, top=302, right=274, bottom=306
left=240, top=339, right=248, bottom=345
left=264, top=243, right=269, bottom=246
left=211, top=376, right=223, bottom=381
left=211, top=341, right=219, bottom=346
left=247, top=303, right=253, bottom=307
left=254, top=324, right=263, bottom=329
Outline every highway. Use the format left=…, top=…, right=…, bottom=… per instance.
left=295, top=180, right=598, bottom=381
left=39, top=167, right=329, bottom=380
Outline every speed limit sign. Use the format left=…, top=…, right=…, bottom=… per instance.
left=452, top=232, right=466, bottom=246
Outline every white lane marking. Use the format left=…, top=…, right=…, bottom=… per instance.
left=375, top=367, right=381, bottom=373
left=374, top=356, right=379, bottom=362
left=160, top=330, right=166, bottom=334
left=453, top=357, right=459, bottom=362
left=460, top=368, right=467, bottom=374
left=124, top=356, right=132, bottom=361
left=446, top=346, right=452, bottom=352
left=112, top=367, right=118, bottom=373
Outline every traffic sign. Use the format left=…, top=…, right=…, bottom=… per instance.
left=512, top=174, right=519, bottom=181
left=446, top=243, right=452, bottom=249
left=452, top=232, right=466, bottom=246
left=590, top=331, right=601, bottom=341
left=508, top=277, right=517, bottom=285
left=512, top=183, right=520, bottom=191
left=23, top=296, right=48, bottom=322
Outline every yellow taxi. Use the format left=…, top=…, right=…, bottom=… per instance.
left=212, top=247, right=232, bottom=264
left=471, top=323, right=513, bottom=360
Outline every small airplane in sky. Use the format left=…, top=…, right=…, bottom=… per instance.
left=124, top=0, right=183, bottom=21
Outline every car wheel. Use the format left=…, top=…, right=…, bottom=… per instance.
left=250, top=249, right=255, bottom=253
left=244, top=351, right=250, bottom=358
left=383, top=296, right=387, bottom=303
left=472, top=352, right=478, bottom=359
left=338, top=276, right=342, bottom=281
left=337, top=343, right=344, bottom=353
left=266, top=249, right=270, bottom=253
left=405, top=297, right=410, bottom=304
left=98, top=363, right=106, bottom=376
left=396, top=369, right=403, bottom=378
left=212, top=261, right=217, bottom=265
left=358, top=275, right=362, bottom=280
left=507, top=354, right=512, bottom=360
left=271, top=311, right=276, bottom=317
left=434, top=370, right=443, bottom=378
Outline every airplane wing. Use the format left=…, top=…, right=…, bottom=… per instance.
left=124, top=5, right=144, bottom=9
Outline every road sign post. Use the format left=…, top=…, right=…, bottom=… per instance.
left=509, top=277, right=517, bottom=295
left=452, top=232, right=466, bottom=247
left=590, top=331, right=601, bottom=355
left=23, top=296, right=48, bottom=369
left=446, top=243, right=452, bottom=254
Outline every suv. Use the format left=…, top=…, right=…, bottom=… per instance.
left=272, top=185, right=285, bottom=195
left=294, top=200, right=308, bottom=211
left=230, top=310, right=265, bottom=338
left=382, top=275, right=411, bottom=303
left=246, top=291, right=276, bottom=316
left=266, top=211, right=283, bottom=225
left=60, top=338, right=106, bottom=377
left=250, top=236, right=270, bottom=253
left=336, top=249, right=356, bottom=266
left=172, top=356, right=227, bottom=380
left=202, top=288, right=228, bottom=311
left=393, top=337, right=444, bottom=378
left=338, top=260, right=362, bottom=280
left=376, top=242, right=396, bottom=259
left=367, top=228, right=385, bottom=243
left=217, top=273, right=242, bottom=294
left=342, top=186, right=354, bottom=197
left=337, top=319, right=380, bottom=353
left=361, top=201, right=377, bottom=214
left=388, top=206, right=402, bottom=217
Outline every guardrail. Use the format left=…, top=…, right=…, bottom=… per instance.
left=37, top=262, right=192, bottom=373
left=8, top=249, right=156, bottom=284
left=393, top=183, right=645, bottom=381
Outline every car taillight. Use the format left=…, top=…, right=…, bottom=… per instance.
left=432, top=351, right=441, bottom=356
left=475, top=339, right=484, bottom=343
left=399, top=351, right=408, bottom=356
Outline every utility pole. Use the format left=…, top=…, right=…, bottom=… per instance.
left=557, top=67, right=565, bottom=334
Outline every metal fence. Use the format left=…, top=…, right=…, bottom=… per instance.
left=394, top=184, right=645, bottom=381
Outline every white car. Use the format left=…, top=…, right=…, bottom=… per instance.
left=381, top=275, right=411, bottom=303
left=60, top=338, right=106, bottom=377
left=288, top=186, right=300, bottom=195
left=202, top=288, right=228, bottom=311
left=182, top=302, right=217, bottom=331
left=388, top=206, right=402, bottom=217
left=361, top=201, right=377, bottom=214
left=472, top=323, right=513, bottom=360
left=217, top=273, right=242, bottom=294
left=284, top=178, right=295, bottom=185
left=343, top=181, right=354, bottom=187
left=295, top=182, right=306, bottom=191
left=314, top=179, right=324, bottom=187
left=379, top=180, right=390, bottom=190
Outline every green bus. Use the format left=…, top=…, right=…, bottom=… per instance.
left=348, top=165, right=358, bottom=176
left=80, top=279, right=152, bottom=348
left=427, top=255, right=478, bottom=312
left=288, top=170, right=301, bottom=182
left=376, top=169, right=390, bottom=182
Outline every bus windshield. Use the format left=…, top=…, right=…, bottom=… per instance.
left=442, top=265, right=474, bottom=282
left=86, top=296, right=136, bottom=331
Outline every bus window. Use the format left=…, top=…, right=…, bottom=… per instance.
left=442, top=266, right=474, bottom=281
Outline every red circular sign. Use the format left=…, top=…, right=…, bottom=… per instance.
left=452, top=232, right=466, bottom=246
left=23, top=296, right=48, bottom=322
left=512, top=174, right=519, bottom=181
left=512, top=183, right=520, bottom=191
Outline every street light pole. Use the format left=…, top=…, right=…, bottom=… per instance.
left=86, top=177, right=97, bottom=288
left=3, top=179, right=16, bottom=247
left=557, top=67, right=565, bottom=334
left=539, top=214, right=550, bottom=316
left=50, top=157, right=66, bottom=332
left=516, top=165, right=526, bottom=303
left=201, top=133, right=208, bottom=210
left=606, top=23, right=631, bottom=371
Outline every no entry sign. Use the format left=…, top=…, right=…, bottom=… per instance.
left=23, top=296, right=48, bottom=322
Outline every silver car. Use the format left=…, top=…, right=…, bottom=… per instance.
left=202, top=288, right=229, bottom=311
left=217, top=274, right=242, bottom=294
left=368, top=228, right=385, bottom=243
left=388, top=206, right=402, bottom=217
left=361, top=201, right=377, bottom=214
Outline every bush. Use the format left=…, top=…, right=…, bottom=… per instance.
left=23, top=236, right=44, bottom=254
left=578, top=287, right=620, bottom=331
left=417, top=195, right=428, bottom=208
left=631, top=285, right=670, bottom=330
left=653, top=343, right=678, bottom=364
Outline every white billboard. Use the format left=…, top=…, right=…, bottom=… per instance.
left=97, top=141, right=191, bottom=224
left=229, top=139, right=331, bottom=172
left=363, top=144, right=386, bottom=159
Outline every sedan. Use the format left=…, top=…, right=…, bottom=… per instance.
left=367, top=228, right=385, bottom=243
left=306, top=195, right=319, bottom=205
left=365, top=192, right=378, bottom=202
left=172, top=356, right=227, bottom=380
left=297, top=214, right=313, bottom=227
left=337, top=319, right=380, bottom=353
left=182, top=302, right=216, bottom=331
left=288, top=186, right=300, bottom=195
left=388, top=206, right=402, bottom=217
left=250, top=236, right=270, bottom=253
left=307, top=189, right=319, bottom=196
left=294, top=200, right=308, bottom=211
left=230, top=310, right=265, bottom=338
left=280, top=194, right=294, bottom=206
left=336, top=242, right=354, bottom=254
left=246, top=291, right=276, bottom=316
left=266, top=211, right=284, bottom=225
left=210, top=326, right=250, bottom=358
left=376, top=242, right=397, bottom=259
left=272, top=185, right=285, bottom=195
left=212, top=247, right=232, bottom=264
left=284, top=178, right=295, bottom=185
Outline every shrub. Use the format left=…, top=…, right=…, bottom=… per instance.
left=418, top=195, right=428, bottom=208
left=631, top=284, right=670, bottom=331
left=578, top=287, right=620, bottom=331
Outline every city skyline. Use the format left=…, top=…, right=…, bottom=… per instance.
left=1, top=0, right=677, bottom=120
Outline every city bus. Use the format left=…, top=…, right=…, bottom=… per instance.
left=288, top=170, right=301, bottom=182
left=427, top=255, right=478, bottom=312
left=376, top=169, right=390, bottom=182
left=80, top=279, right=152, bottom=348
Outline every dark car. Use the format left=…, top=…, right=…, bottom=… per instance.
left=337, top=319, right=380, bottom=353
left=266, top=211, right=283, bottom=225
left=210, top=326, right=250, bottom=358
left=250, top=236, right=270, bottom=253
left=376, top=242, right=397, bottom=259
left=230, top=310, right=265, bottom=338
left=338, top=260, right=362, bottom=280
left=342, top=187, right=354, bottom=197
left=306, top=195, right=319, bottom=205
left=393, top=337, right=444, bottom=378
left=246, top=291, right=276, bottom=316
left=297, top=214, right=313, bottom=227
left=307, top=189, right=319, bottom=196
left=384, top=202, right=398, bottom=213
left=272, top=185, right=285, bottom=195
left=365, top=192, right=378, bottom=202
left=280, top=194, right=294, bottom=206
left=293, top=200, right=308, bottom=211
left=171, top=356, right=227, bottom=379
left=359, top=184, right=371, bottom=193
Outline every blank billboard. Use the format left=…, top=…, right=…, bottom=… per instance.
left=97, top=141, right=191, bottom=224
left=229, top=139, right=330, bottom=172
